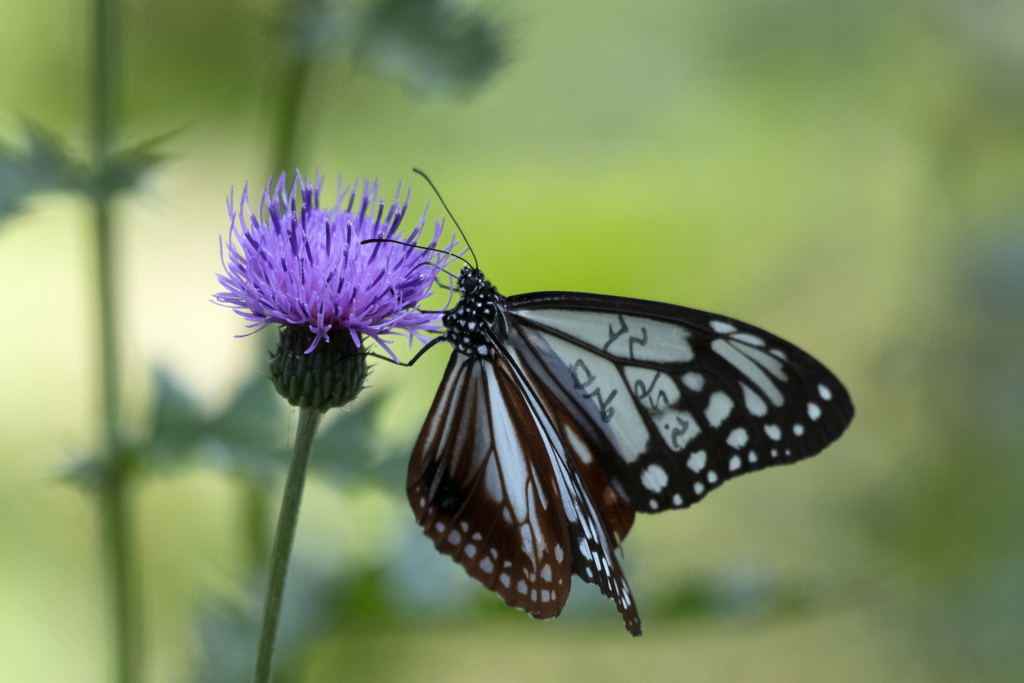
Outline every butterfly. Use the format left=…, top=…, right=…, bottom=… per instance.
left=379, top=173, right=854, bottom=636
left=402, top=265, right=853, bottom=637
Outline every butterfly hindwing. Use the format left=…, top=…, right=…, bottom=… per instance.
left=408, top=352, right=574, bottom=620
left=498, top=340, right=642, bottom=634
left=506, top=324, right=637, bottom=546
left=507, top=292, right=854, bottom=515
left=411, top=345, right=643, bottom=634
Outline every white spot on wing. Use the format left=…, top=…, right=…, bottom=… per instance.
left=818, top=384, right=833, bottom=401
left=710, top=320, right=738, bottom=334
left=563, top=424, right=594, bottom=464
left=480, top=557, right=494, bottom=573
left=764, top=424, right=782, bottom=441
left=687, top=450, right=707, bottom=472
left=741, top=383, right=768, bottom=417
left=465, top=544, right=477, bottom=558
left=808, top=402, right=822, bottom=421
left=656, top=409, right=700, bottom=451
left=793, top=423, right=805, bottom=436
left=672, top=493, right=683, bottom=505
left=517, top=580, right=527, bottom=595
left=707, top=470, right=718, bottom=484
left=447, top=530, right=461, bottom=544
left=729, top=455, right=742, bottom=471
left=499, top=573, right=510, bottom=588
left=649, top=499, right=659, bottom=510
left=694, top=482, right=705, bottom=495
left=555, top=544, right=563, bottom=563
left=541, top=565, right=552, bottom=582
left=640, top=464, right=669, bottom=492
left=682, top=372, right=705, bottom=392
left=727, top=427, right=749, bottom=449
left=748, top=451, right=758, bottom=463
left=732, top=332, right=765, bottom=346
left=705, top=391, right=734, bottom=428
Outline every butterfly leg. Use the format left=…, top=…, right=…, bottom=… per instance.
left=358, top=335, right=447, bottom=367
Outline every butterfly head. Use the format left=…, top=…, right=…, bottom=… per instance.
left=442, top=267, right=507, bottom=359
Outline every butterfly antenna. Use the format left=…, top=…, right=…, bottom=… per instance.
left=413, top=168, right=478, bottom=270
left=360, top=238, right=475, bottom=270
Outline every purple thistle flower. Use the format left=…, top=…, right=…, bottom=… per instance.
left=215, top=172, right=457, bottom=360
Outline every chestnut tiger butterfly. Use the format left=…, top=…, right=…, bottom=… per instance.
left=374, top=172, right=853, bottom=636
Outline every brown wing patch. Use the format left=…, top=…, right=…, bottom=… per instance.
left=408, top=353, right=573, bottom=619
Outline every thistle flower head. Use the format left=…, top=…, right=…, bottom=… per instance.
left=215, top=173, right=457, bottom=360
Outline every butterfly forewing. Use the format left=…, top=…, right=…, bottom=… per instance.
left=408, top=352, right=574, bottom=619
left=507, top=292, right=854, bottom=514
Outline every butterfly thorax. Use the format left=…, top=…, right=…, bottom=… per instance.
left=442, top=267, right=508, bottom=360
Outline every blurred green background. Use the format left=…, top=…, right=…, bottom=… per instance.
left=2, top=0, right=1024, bottom=681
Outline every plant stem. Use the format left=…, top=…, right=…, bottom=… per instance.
left=270, top=52, right=313, bottom=182
left=92, top=0, right=139, bottom=681
left=253, top=407, right=322, bottom=683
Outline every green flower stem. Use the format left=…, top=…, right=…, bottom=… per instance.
left=92, top=0, right=140, bottom=681
left=253, top=407, right=323, bottom=683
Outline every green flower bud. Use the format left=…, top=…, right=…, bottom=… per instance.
left=269, top=325, right=368, bottom=412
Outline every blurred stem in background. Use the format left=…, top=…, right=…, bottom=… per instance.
left=91, top=0, right=141, bottom=681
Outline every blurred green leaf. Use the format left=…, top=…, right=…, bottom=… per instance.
left=310, top=391, right=406, bottom=491
left=204, top=374, right=291, bottom=482
left=0, top=123, right=85, bottom=220
left=194, top=567, right=339, bottom=683
left=277, top=0, right=507, bottom=97
left=0, top=123, right=172, bottom=223
left=355, top=0, right=507, bottom=97
left=336, top=567, right=394, bottom=623
left=62, top=455, right=114, bottom=491
left=139, top=367, right=405, bottom=490
left=146, top=372, right=210, bottom=467
left=102, top=130, right=174, bottom=196
left=279, top=0, right=355, bottom=59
